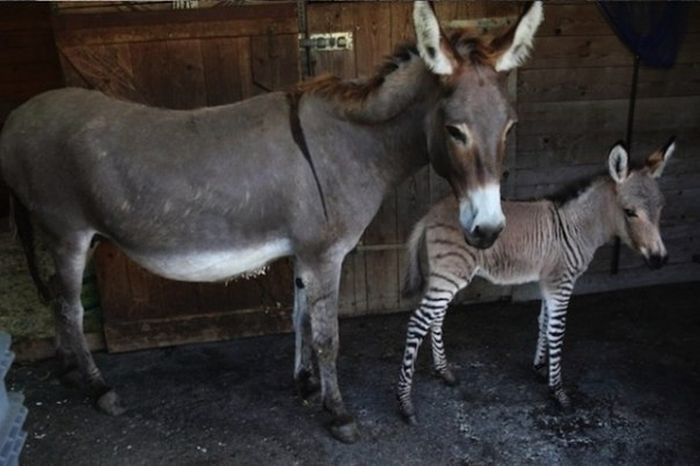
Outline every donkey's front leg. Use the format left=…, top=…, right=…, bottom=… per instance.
left=543, top=284, right=574, bottom=411
left=298, top=256, right=358, bottom=443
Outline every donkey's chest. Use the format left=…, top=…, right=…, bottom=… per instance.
left=126, top=240, right=293, bottom=282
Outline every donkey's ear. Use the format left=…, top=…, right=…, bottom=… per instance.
left=608, top=143, right=629, bottom=184
left=646, top=137, right=676, bottom=178
left=490, top=1, right=544, bottom=72
left=413, top=1, right=457, bottom=75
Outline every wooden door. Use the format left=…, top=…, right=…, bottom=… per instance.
left=52, top=4, right=300, bottom=352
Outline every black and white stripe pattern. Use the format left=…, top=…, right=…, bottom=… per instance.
left=397, top=143, right=671, bottom=422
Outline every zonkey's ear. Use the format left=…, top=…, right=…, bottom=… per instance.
left=646, top=137, right=676, bottom=178
left=490, top=1, right=544, bottom=72
left=608, top=143, right=629, bottom=184
left=413, top=1, right=457, bottom=75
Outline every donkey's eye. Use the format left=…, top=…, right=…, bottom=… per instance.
left=624, top=208, right=637, bottom=218
left=445, top=125, right=467, bottom=144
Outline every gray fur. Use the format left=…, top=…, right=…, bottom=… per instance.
left=0, top=1, right=542, bottom=442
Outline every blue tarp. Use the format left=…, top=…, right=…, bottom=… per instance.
left=598, top=2, right=690, bottom=68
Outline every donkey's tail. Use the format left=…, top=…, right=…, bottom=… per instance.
left=9, top=194, right=51, bottom=303
left=402, top=218, right=427, bottom=299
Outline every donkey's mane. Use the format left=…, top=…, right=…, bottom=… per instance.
left=295, top=33, right=495, bottom=121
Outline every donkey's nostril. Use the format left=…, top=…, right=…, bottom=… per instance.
left=473, top=225, right=481, bottom=236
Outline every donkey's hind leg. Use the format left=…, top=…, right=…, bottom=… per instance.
left=50, top=232, right=124, bottom=415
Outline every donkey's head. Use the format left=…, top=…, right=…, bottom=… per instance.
left=413, top=1, right=543, bottom=248
left=607, top=139, right=675, bottom=269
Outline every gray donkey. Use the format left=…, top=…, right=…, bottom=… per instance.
left=0, top=1, right=544, bottom=442
left=398, top=140, right=674, bottom=423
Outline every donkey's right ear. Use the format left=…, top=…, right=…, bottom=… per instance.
left=490, top=1, right=544, bottom=72
left=413, top=1, right=457, bottom=75
left=608, top=143, right=629, bottom=184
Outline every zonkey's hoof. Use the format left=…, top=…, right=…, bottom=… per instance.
left=440, top=369, right=459, bottom=387
left=329, top=415, right=359, bottom=444
left=551, top=388, right=573, bottom=413
left=96, top=389, right=126, bottom=416
left=533, top=364, right=548, bottom=384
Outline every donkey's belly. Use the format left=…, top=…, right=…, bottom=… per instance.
left=125, top=239, right=293, bottom=282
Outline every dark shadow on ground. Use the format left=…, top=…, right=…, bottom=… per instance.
left=8, top=282, right=700, bottom=465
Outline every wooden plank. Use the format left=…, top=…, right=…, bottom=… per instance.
left=361, top=249, right=400, bottom=314
left=104, top=306, right=293, bottom=353
left=0, top=3, right=53, bottom=31
left=306, top=2, right=356, bottom=78
left=250, top=33, right=299, bottom=92
left=52, top=6, right=298, bottom=46
left=525, top=35, right=633, bottom=70
left=164, top=39, right=208, bottom=109
left=201, top=37, right=253, bottom=105
left=60, top=44, right=144, bottom=101
left=518, top=96, right=700, bottom=136
left=516, top=128, right=700, bottom=170
left=352, top=2, right=391, bottom=78
left=534, top=3, right=610, bottom=37
left=519, top=64, right=700, bottom=103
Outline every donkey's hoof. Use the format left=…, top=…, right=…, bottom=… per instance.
left=96, top=389, right=126, bottom=416
left=533, top=364, right=548, bottom=383
left=295, top=373, right=321, bottom=401
left=329, top=415, right=359, bottom=444
left=440, top=369, right=459, bottom=387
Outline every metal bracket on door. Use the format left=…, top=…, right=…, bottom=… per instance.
left=298, top=32, right=354, bottom=52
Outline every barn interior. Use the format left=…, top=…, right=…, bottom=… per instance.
left=0, top=1, right=699, bottom=465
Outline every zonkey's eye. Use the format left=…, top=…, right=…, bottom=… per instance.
left=624, top=208, right=637, bottom=218
left=445, top=125, right=467, bottom=144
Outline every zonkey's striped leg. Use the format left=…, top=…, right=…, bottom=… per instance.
left=430, top=311, right=457, bottom=386
left=398, top=274, right=463, bottom=424
left=533, top=301, right=549, bottom=382
left=544, top=284, right=573, bottom=410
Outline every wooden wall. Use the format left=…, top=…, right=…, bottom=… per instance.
left=512, top=3, right=700, bottom=300
left=0, top=3, right=63, bottom=217
left=1, top=2, right=698, bottom=352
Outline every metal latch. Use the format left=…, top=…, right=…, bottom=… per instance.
left=299, top=32, right=353, bottom=51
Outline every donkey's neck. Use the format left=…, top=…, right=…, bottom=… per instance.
left=301, top=44, right=436, bottom=124
left=558, top=178, right=618, bottom=254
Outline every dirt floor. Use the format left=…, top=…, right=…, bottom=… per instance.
left=7, top=282, right=700, bottom=466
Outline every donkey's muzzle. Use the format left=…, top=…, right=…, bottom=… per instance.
left=645, top=253, right=668, bottom=270
left=464, top=224, right=503, bottom=249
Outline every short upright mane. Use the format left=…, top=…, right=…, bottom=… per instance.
left=546, top=172, right=608, bottom=207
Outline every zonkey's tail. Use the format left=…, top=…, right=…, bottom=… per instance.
left=402, top=217, right=427, bottom=299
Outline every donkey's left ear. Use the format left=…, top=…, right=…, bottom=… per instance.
left=490, top=1, right=544, bottom=72
left=608, top=143, right=629, bottom=184
left=646, top=137, right=676, bottom=178
left=413, top=1, right=457, bottom=75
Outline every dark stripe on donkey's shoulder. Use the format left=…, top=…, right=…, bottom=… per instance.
left=286, top=91, right=329, bottom=221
